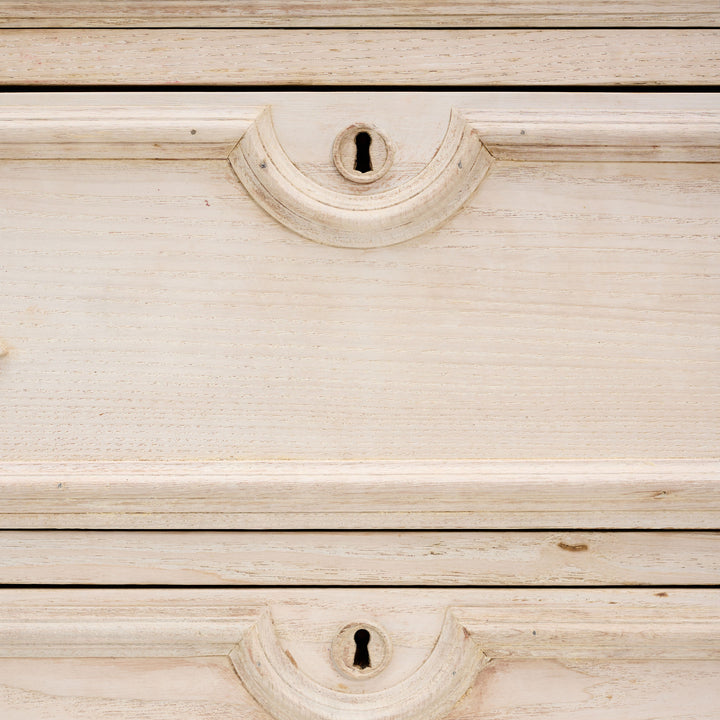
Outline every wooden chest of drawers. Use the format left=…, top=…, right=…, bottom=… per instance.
left=1, top=4, right=719, bottom=719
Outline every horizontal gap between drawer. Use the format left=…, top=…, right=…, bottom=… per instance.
left=8, top=26, right=720, bottom=31
left=4, top=84, right=720, bottom=93
left=0, top=525, right=720, bottom=538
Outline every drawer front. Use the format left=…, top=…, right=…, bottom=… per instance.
left=2, top=90, right=719, bottom=531
left=0, top=589, right=718, bottom=720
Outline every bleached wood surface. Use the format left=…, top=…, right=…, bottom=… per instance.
left=1, top=530, right=718, bottom=585
left=1, top=29, right=718, bottom=85
left=2, top=0, right=718, bottom=27
left=2, top=160, right=718, bottom=459
left=0, top=96, right=262, bottom=159
left=0, top=589, right=717, bottom=719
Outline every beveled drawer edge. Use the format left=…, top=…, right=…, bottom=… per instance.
left=1, top=460, right=718, bottom=529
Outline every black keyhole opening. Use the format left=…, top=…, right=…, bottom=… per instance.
left=353, top=628, right=371, bottom=669
left=354, top=131, right=373, bottom=173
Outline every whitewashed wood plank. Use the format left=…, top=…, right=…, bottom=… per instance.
left=1, top=531, right=718, bottom=585
left=1, top=30, right=718, bottom=85
left=0, top=656, right=264, bottom=720
left=2, top=0, right=719, bottom=27
left=0, top=461, right=717, bottom=529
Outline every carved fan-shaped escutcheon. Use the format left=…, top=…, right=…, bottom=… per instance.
left=228, top=108, right=494, bottom=249
left=230, top=610, right=484, bottom=720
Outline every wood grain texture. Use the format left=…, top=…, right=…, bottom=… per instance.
left=2, top=158, right=718, bottom=462
left=1, top=530, right=718, bottom=585
left=2, top=0, right=719, bottom=27
left=1, top=29, right=718, bottom=85
left=0, top=590, right=717, bottom=718
left=1, top=461, right=718, bottom=529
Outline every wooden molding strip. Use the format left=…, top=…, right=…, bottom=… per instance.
left=465, top=108, right=720, bottom=162
left=456, top=606, right=720, bottom=660
left=0, top=100, right=262, bottom=159
left=229, top=108, right=493, bottom=248
left=1, top=30, right=718, bottom=86
left=1, top=460, right=718, bottom=529
left=1, top=94, right=718, bottom=161
left=2, top=531, right=719, bottom=586
left=0, top=596, right=261, bottom=657
left=2, top=1, right=719, bottom=28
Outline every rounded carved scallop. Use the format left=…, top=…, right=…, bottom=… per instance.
left=229, top=610, right=484, bottom=720
left=228, top=108, right=494, bottom=249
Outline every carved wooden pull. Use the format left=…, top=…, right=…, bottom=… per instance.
left=229, top=108, right=494, bottom=249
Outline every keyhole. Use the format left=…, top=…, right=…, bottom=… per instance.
left=354, top=131, right=373, bottom=173
left=353, top=628, right=371, bottom=669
